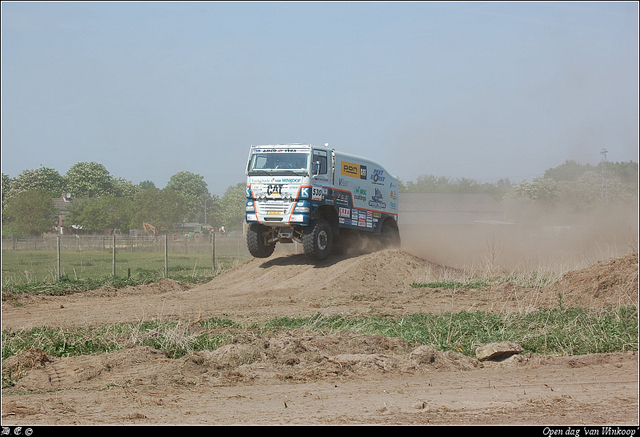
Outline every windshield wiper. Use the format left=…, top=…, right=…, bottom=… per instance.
left=276, top=170, right=308, bottom=176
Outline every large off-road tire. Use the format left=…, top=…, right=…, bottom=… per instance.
left=380, top=219, right=401, bottom=249
left=246, top=223, right=276, bottom=258
left=303, top=219, right=333, bottom=261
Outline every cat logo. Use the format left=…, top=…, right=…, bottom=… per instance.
left=341, top=161, right=367, bottom=179
left=266, top=184, right=283, bottom=196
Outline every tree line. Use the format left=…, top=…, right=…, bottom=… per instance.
left=400, top=159, right=638, bottom=213
left=2, top=159, right=637, bottom=237
left=2, top=162, right=246, bottom=237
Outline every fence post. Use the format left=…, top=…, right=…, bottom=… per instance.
left=57, top=235, right=61, bottom=281
left=212, top=232, right=216, bottom=273
left=112, top=235, right=116, bottom=277
left=164, top=234, right=168, bottom=279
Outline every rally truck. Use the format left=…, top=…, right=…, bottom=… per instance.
left=245, top=143, right=400, bottom=261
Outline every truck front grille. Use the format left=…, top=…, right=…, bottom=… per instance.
left=256, top=201, right=292, bottom=217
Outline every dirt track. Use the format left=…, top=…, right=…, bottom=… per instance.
left=2, top=249, right=638, bottom=425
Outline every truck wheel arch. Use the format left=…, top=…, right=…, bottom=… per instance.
left=380, top=217, right=401, bottom=248
left=314, top=205, right=340, bottom=236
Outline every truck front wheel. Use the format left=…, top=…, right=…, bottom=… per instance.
left=246, top=223, right=276, bottom=258
left=303, top=219, right=333, bottom=261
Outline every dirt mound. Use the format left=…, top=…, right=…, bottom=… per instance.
left=3, top=332, right=487, bottom=394
left=5, top=346, right=170, bottom=392
left=201, top=249, right=450, bottom=296
left=543, top=252, right=639, bottom=308
left=2, top=348, right=52, bottom=383
left=196, top=249, right=638, bottom=315
left=7, top=331, right=636, bottom=397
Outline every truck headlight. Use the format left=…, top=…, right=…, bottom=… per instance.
left=294, top=206, right=309, bottom=213
left=293, top=201, right=309, bottom=213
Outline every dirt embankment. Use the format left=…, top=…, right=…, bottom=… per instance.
left=2, top=249, right=638, bottom=425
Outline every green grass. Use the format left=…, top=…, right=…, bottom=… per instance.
left=2, top=275, right=157, bottom=297
left=410, top=269, right=561, bottom=291
left=3, top=307, right=637, bottom=387
left=259, top=307, right=638, bottom=357
left=2, top=317, right=241, bottom=361
left=1, top=250, right=250, bottom=294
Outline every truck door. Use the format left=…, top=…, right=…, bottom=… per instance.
left=312, top=149, right=330, bottom=183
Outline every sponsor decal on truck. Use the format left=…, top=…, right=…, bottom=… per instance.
left=353, top=186, right=367, bottom=202
left=341, top=161, right=367, bottom=180
left=370, top=169, right=386, bottom=185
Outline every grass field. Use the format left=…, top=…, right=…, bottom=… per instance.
left=1, top=250, right=250, bottom=288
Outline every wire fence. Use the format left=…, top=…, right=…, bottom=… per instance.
left=1, top=234, right=251, bottom=285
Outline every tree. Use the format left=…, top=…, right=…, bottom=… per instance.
left=67, top=195, right=134, bottom=234
left=204, top=194, right=220, bottom=226
left=504, top=177, right=559, bottom=210
left=9, top=167, right=66, bottom=198
left=558, top=171, right=637, bottom=211
left=3, top=189, right=57, bottom=237
left=2, top=172, right=11, bottom=220
left=554, top=171, right=602, bottom=212
left=113, top=177, right=141, bottom=200
left=496, top=178, right=513, bottom=193
left=165, top=171, right=210, bottom=222
left=399, top=174, right=508, bottom=200
left=507, top=161, right=638, bottom=213
left=138, top=180, right=156, bottom=190
left=401, top=175, right=452, bottom=192
left=215, top=182, right=246, bottom=231
left=544, top=160, right=597, bottom=182
left=604, top=161, right=638, bottom=186
left=130, top=188, right=188, bottom=232
left=64, top=162, right=115, bottom=198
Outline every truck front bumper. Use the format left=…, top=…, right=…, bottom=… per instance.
left=246, top=199, right=311, bottom=226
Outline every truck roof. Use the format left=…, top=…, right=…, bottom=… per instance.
left=249, top=144, right=398, bottom=181
left=251, top=144, right=316, bottom=148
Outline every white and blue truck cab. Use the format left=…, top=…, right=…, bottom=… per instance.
left=245, top=144, right=400, bottom=261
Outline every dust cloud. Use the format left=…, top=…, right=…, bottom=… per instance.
left=399, top=202, right=638, bottom=275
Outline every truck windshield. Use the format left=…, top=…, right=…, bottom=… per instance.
left=247, top=152, right=309, bottom=175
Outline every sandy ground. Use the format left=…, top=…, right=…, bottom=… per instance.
left=1, top=249, right=638, bottom=425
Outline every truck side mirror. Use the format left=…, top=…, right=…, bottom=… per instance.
left=312, top=161, right=321, bottom=176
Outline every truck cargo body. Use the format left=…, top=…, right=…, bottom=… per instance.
left=245, top=144, right=400, bottom=261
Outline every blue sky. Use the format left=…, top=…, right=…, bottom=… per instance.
left=2, top=2, right=638, bottom=196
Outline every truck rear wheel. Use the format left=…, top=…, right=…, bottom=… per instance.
left=246, top=223, right=275, bottom=258
left=303, top=219, right=333, bottom=261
